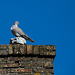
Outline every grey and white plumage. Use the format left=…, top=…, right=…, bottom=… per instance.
left=11, top=21, right=34, bottom=42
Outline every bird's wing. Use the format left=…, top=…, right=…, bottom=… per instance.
left=16, top=27, right=34, bottom=42
left=16, top=27, right=27, bottom=36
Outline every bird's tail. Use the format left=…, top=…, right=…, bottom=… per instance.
left=22, top=35, right=34, bottom=42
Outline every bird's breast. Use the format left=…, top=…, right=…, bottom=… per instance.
left=11, top=30, right=17, bottom=36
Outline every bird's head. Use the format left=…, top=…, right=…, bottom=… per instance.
left=14, top=21, right=19, bottom=25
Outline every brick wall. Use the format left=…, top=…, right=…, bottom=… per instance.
left=0, top=44, right=56, bottom=75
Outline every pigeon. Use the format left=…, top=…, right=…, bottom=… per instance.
left=11, top=21, right=34, bottom=42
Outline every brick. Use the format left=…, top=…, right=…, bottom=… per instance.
left=20, top=45, right=26, bottom=54
left=35, top=73, right=40, bottom=75
left=46, top=69, right=54, bottom=74
left=44, top=58, right=54, bottom=62
left=9, top=57, right=32, bottom=62
left=0, top=45, right=8, bottom=55
left=0, top=45, right=56, bottom=57
left=39, top=45, right=53, bottom=55
left=45, top=73, right=54, bottom=75
left=20, top=62, right=43, bottom=68
left=32, top=57, right=44, bottom=62
left=49, top=69, right=54, bottom=74
left=32, top=68, right=44, bottom=73
left=33, top=45, right=40, bottom=55
left=46, top=51, right=56, bottom=56
left=0, top=50, right=8, bottom=55
left=32, top=68, right=54, bottom=73
left=10, top=68, right=31, bottom=73
left=8, top=45, right=13, bottom=54
left=0, top=57, right=8, bottom=62
left=32, top=57, right=44, bottom=63
left=42, top=73, right=54, bottom=75
left=0, top=45, right=8, bottom=50
left=46, top=45, right=53, bottom=50
left=19, top=57, right=54, bottom=64
left=32, top=57, right=54, bottom=63
left=27, top=45, right=33, bottom=54
left=0, top=63, right=19, bottom=68
left=43, top=62, right=53, bottom=68
left=35, top=73, right=53, bottom=75
left=7, top=60, right=15, bottom=63
left=19, top=57, right=32, bottom=62
left=0, top=69, right=8, bottom=74
left=18, top=73, right=33, bottom=75
left=12, top=44, right=20, bottom=54
left=0, top=63, right=8, bottom=67
left=8, top=63, right=19, bottom=67
left=39, top=45, right=45, bottom=55
left=53, top=45, right=56, bottom=51
left=39, top=45, right=56, bottom=56
left=19, top=62, right=30, bottom=68
left=9, top=73, right=18, bottom=75
left=9, top=57, right=19, bottom=61
left=0, top=45, right=56, bottom=75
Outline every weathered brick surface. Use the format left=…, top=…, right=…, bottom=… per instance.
left=39, top=45, right=56, bottom=56
left=13, top=44, right=21, bottom=54
left=33, top=45, right=40, bottom=55
left=0, top=50, right=8, bottom=55
left=0, top=44, right=56, bottom=75
left=43, top=62, right=53, bottom=68
left=8, top=45, right=13, bottom=54
left=20, top=45, right=26, bottom=54
left=10, top=68, right=31, bottom=73
left=0, top=57, right=8, bottom=62
left=0, top=69, right=8, bottom=74
left=27, top=45, right=33, bottom=54
left=32, top=57, right=54, bottom=62
left=9, top=73, right=18, bottom=75
left=0, top=63, right=19, bottom=68
left=32, top=68, right=54, bottom=73
left=0, top=45, right=56, bottom=56
left=9, top=73, right=53, bottom=75
left=0, top=45, right=8, bottom=50
left=19, top=62, right=43, bottom=68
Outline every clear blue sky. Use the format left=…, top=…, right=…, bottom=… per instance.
left=0, top=0, right=75, bottom=75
